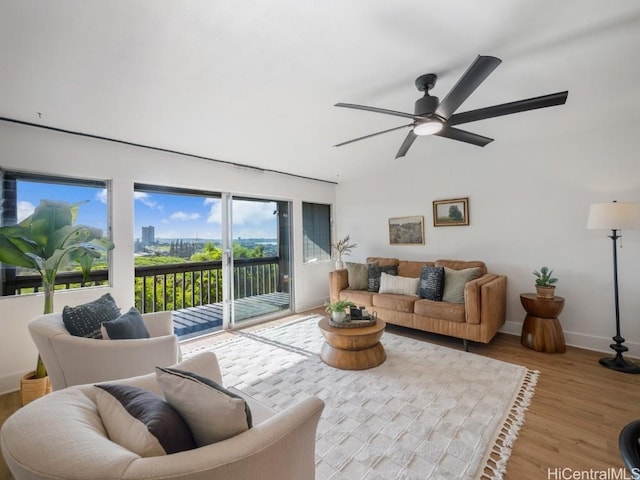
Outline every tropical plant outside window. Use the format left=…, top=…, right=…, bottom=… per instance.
left=0, top=171, right=110, bottom=297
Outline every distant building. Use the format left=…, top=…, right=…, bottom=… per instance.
left=141, top=225, right=155, bottom=246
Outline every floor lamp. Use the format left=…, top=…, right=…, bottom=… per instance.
left=587, top=201, right=640, bottom=373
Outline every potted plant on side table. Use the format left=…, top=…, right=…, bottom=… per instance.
left=533, top=266, right=558, bottom=299
left=0, top=200, right=114, bottom=404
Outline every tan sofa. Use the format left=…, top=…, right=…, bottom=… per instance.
left=329, top=257, right=507, bottom=350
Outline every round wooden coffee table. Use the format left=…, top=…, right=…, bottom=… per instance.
left=318, top=317, right=386, bottom=370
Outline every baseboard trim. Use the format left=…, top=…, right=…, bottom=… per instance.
left=500, top=321, right=640, bottom=359
left=0, top=371, right=25, bottom=396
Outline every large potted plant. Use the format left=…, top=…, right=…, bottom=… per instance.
left=0, top=200, right=114, bottom=403
left=331, top=234, right=357, bottom=270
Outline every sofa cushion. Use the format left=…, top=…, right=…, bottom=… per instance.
left=340, top=289, right=375, bottom=306
left=378, top=272, right=419, bottom=296
left=442, top=267, right=483, bottom=304
left=95, top=383, right=196, bottom=457
left=366, top=257, right=400, bottom=267
left=367, top=263, right=398, bottom=292
left=435, top=259, right=487, bottom=276
left=156, top=367, right=252, bottom=447
left=397, top=260, right=433, bottom=278
left=414, top=299, right=466, bottom=322
left=101, top=307, right=150, bottom=340
left=372, top=293, right=417, bottom=313
left=417, top=265, right=445, bottom=301
left=62, top=293, right=121, bottom=339
left=345, top=262, right=368, bottom=290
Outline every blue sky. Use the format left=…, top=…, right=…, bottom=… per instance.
left=17, top=181, right=278, bottom=240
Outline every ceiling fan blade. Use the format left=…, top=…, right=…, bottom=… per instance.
left=435, top=55, right=502, bottom=120
left=335, top=103, right=424, bottom=121
left=434, top=126, right=493, bottom=147
left=448, top=91, right=569, bottom=126
left=334, top=123, right=413, bottom=147
left=395, top=131, right=417, bottom=158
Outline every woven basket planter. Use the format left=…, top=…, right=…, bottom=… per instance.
left=20, top=372, right=52, bottom=406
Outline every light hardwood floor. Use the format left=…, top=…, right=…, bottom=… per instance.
left=1, top=311, right=639, bottom=480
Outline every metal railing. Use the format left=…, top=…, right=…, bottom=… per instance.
left=3, top=257, right=282, bottom=314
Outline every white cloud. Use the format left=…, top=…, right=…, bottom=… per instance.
left=17, top=201, right=35, bottom=222
left=95, top=189, right=108, bottom=204
left=205, top=199, right=276, bottom=227
left=232, top=200, right=277, bottom=226
left=169, top=211, right=201, bottom=221
left=134, top=192, right=158, bottom=209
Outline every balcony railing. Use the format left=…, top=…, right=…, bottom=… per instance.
left=3, top=256, right=282, bottom=315
left=134, top=257, right=282, bottom=313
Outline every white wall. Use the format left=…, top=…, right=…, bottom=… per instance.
left=335, top=122, right=640, bottom=358
left=0, top=121, right=336, bottom=394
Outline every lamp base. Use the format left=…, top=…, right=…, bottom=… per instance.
left=599, top=355, right=640, bottom=374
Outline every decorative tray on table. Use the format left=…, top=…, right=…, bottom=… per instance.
left=329, top=313, right=377, bottom=329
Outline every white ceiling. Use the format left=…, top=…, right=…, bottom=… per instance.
left=1, top=1, right=640, bottom=183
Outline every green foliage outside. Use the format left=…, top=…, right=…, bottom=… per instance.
left=134, top=242, right=275, bottom=313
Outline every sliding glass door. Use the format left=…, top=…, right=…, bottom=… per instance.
left=224, top=195, right=292, bottom=329
left=134, top=185, right=291, bottom=337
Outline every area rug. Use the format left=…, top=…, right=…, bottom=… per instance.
left=182, top=315, right=538, bottom=480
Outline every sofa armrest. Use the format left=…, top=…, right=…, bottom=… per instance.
left=122, top=396, right=325, bottom=480
left=464, top=274, right=507, bottom=328
left=141, top=311, right=175, bottom=337
left=329, top=269, right=349, bottom=303
left=49, top=334, right=180, bottom=389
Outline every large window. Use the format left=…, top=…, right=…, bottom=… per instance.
left=302, top=202, right=331, bottom=263
left=0, top=169, right=110, bottom=296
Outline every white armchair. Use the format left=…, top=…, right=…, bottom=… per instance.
left=28, top=311, right=181, bottom=390
left=1, top=352, right=325, bottom=480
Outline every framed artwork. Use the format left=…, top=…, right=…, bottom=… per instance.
left=389, top=216, right=424, bottom=245
left=433, top=197, right=469, bottom=227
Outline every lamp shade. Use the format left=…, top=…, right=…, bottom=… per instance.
left=587, top=202, right=640, bottom=230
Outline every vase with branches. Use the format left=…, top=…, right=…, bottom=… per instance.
left=331, top=234, right=357, bottom=270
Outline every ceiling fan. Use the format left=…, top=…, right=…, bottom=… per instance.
left=334, top=55, right=568, bottom=158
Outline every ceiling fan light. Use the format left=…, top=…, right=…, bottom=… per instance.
left=414, top=120, right=443, bottom=136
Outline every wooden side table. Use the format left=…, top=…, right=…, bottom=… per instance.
left=318, top=317, right=386, bottom=370
left=520, top=293, right=566, bottom=353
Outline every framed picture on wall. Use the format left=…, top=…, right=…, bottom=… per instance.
left=388, top=216, right=424, bottom=245
left=433, top=198, right=469, bottom=226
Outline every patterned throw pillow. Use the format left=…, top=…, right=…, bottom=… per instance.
left=62, top=293, right=121, bottom=338
left=101, top=307, right=150, bottom=340
left=416, top=265, right=445, bottom=301
left=156, top=367, right=253, bottom=447
left=95, top=383, right=196, bottom=457
left=367, top=263, right=398, bottom=292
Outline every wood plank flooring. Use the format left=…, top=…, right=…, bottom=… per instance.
left=1, top=309, right=638, bottom=480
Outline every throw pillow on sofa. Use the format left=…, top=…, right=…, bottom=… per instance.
left=345, top=262, right=368, bottom=290
left=95, top=383, right=196, bottom=457
left=442, top=267, right=483, bottom=304
left=156, top=367, right=253, bottom=447
left=101, top=307, right=150, bottom=339
left=417, top=265, right=445, bottom=301
left=378, top=272, right=419, bottom=296
left=367, top=263, right=398, bottom=292
left=62, top=293, right=121, bottom=339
